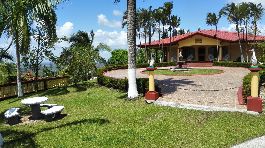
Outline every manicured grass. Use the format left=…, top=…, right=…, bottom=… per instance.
left=144, top=68, right=223, bottom=76
left=1, top=81, right=265, bottom=147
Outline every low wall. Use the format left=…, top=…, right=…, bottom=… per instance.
left=0, top=76, right=69, bottom=99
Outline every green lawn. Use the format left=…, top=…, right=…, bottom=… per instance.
left=1, top=81, right=265, bottom=147
left=144, top=68, right=223, bottom=76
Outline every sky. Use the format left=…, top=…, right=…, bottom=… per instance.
left=2, top=0, right=265, bottom=61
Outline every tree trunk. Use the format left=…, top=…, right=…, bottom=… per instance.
left=15, top=40, right=23, bottom=97
left=236, top=24, right=244, bottom=62
left=245, top=22, right=249, bottom=62
left=127, top=0, right=138, bottom=99
left=216, top=26, right=220, bottom=62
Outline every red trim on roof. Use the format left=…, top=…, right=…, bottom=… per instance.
left=139, top=29, right=265, bottom=48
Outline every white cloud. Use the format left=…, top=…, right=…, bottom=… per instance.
left=97, top=14, right=122, bottom=28
left=220, top=24, right=237, bottom=32
left=228, top=0, right=265, bottom=5
left=94, top=29, right=127, bottom=49
left=56, top=22, right=74, bottom=38
left=113, top=10, right=123, bottom=16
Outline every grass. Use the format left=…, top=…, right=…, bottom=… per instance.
left=144, top=69, right=223, bottom=76
left=1, top=81, right=265, bottom=147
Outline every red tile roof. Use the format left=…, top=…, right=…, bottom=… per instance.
left=139, top=29, right=265, bottom=47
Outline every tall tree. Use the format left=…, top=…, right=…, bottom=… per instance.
left=206, top=12, right=220, bottom=61
left=22, top=26, right=56, bottom=81
left=220, top=3, right=245, bottom=62
left=57, top=31, right=111, bottom=84
left=249, top=2, right=264, bottom=42
left=0, top=0, right=62, bottom=97
left=153, top=8, right=163, bottom=48
left=127, top=0, right=138, bottom=99
left=116, top=0, right=138, bottom=98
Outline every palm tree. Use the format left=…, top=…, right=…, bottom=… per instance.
left=163, top=2, right=174, bottom=59
left=153, top=8, right=163, bottom=49
left=220, top=3, right=245, bottom=62
left=127, top=0, right=138, bottom=99
left=0, top=0, right=61, bottom=97
left=206, top=12, right=220, bottom=61
left=249, top=2, right=264, bottom=42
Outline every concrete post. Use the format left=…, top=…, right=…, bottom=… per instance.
left=251, top=71, right=259, bottom=97
left=247, top=67, right=263, bottom=113
left=148, top=71, right=155, bottom=91
left=145, top=67, right=159, bottom=103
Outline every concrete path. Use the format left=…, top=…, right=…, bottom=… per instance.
left=105, top=66, right=249, bottom=109
left=232, top=136, right=265, bottom=148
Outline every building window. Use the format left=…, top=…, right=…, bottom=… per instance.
left=195, top=38, right=202, bottom=44
left=222, top=46, right=229, bottom=61
left=208, top=46, right=218, bottom=61
left=182, top=47, right=195, bottom=61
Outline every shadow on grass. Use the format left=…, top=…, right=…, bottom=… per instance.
left=1, top=118, right=110, bottom=147
left=39, top=87, right=70, bottom=97
left=73, top=81, right=98, bottom=92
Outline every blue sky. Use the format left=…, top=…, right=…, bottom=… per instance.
left=2, top=0, right=265, bottom=61
left=54, top=0, right=265, bottom=60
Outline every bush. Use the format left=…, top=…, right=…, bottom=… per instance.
left=213, top=61, right=251, bottom=68
left=242, top=70, right=265, bottom=100
left=97, top=62, right=174, bottom=95
left=108, top=49, right=128, bottom=65
left=242, top=73, right=252, bottom=100
left=0, top=63, right=9, bottom=84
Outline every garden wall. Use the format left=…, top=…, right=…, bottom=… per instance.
left=0, top=76, right=69, bottom=100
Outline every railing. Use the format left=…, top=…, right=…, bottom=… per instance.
left=0, top=76, right=69, bottom=99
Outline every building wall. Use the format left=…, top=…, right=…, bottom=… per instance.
left=178, top=35, right=220, bottom=48
left=165, top=37, right=254, bottom=62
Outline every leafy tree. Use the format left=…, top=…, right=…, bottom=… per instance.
left=136, top=48, right=147, bottom=64
left=56, top=31, right=111, bottom=84
left=0, top=0, right=62, bottom=97
left=249, top=2, right=264, bottom=42
left=108, top=49, right=128, bottom=65
left=22, top=26, right=56, bottom=80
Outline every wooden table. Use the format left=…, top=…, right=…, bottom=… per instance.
left=21, top=97, right=48, bottom=119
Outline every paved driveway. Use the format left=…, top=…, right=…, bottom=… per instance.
left=105, top=66, right=250, bottom=109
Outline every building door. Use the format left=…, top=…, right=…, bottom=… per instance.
left=198, top=47, right=206, bottom=61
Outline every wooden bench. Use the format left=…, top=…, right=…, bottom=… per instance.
left=4, top=108, right=20, bottom=125
left=41, top=106, right=64, bottom=121
left=40, top=104, right=58, bottom=109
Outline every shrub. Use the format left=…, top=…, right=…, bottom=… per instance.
left=242, top=70, right=265, bottom=100
left=0, top=63, right=9, bottom=84
left=97, top=62, right=174, bottom=95
left=213, top=61, right=251, bottom=68
left=242, top=73, right=252, bottom=100
left=108, top=49, right=128, bottom=65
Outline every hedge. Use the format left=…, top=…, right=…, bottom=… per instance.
left=97, top=62, right=176, bottom=95
left=213, top=61, right=251, bottom=68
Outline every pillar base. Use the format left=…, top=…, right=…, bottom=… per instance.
left=247, top=96, right=263, bottom=113
left=145, top=91, right=159, bottom=103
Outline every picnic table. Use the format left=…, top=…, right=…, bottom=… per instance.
left=21, top=97, right=48, bottom=119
